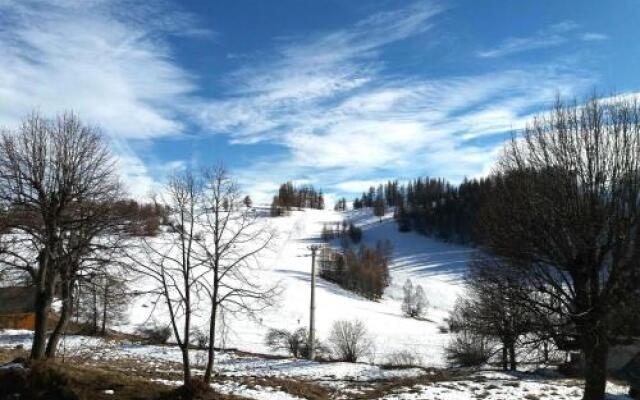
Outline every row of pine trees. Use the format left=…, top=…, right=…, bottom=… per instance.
left=271, top=181, right=325, bottom=216
left=354, top=177, right=494, bottom=244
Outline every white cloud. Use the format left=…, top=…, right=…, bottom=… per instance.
left=334, top=179, right=393, bottom=194
left=476, top=21, right=580, bottom=58
left=0, top=0, right=205, bottom=198
left=581, top=32, right=608, bottom=42
left=476, top=20, right=606, bottom=59
left=195, top=6, right=599, bottom=200
left=0, top=1, right=605, bottom=203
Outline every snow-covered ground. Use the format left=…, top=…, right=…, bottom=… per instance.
left=0, top=330, right=422, bottom=383
left=382, top=371, right=631, bottom=400
left=123, top=208, right=470, bottom=367
left=0, top=329, right=427, bottom=399
left=0, top=208, right=633, bottom=399
left=0, top=330, right=631, bottom=399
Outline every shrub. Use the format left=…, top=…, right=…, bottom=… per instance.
left=328, top=320, right=374, bottom=363
left=265, top=327, right=326, bottom=359
left=384, top=350, right=422, bottom=368
left=137, top=324, right=172, bottom=344
left=192, top=329, right=208, bottom=349
left=445, top=331, right=492, bottom=367
left=266, top=328, right=308, bottom=358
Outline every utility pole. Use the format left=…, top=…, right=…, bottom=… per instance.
left=308, top=244, right=320, bottom=360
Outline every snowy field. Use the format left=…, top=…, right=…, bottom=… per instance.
left=381, top=371, right=631, bottom=400
left=0, top=330, right=631, bottom=399
left=0, top=330, right=422, bottom=382
left=0, top=330, right=426, bottom=399
left=0, top=209, right=633, bottom=399
left=123, top=208, right=470, bottom=367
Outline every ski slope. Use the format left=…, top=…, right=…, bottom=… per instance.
left=125, top=208, right=472, bottom=367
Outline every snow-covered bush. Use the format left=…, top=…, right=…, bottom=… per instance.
left=401, top=279, right=428, bottom=318
left=328, top=320, right=374, bottom=363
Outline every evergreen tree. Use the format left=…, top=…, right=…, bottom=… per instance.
left=270, top=182, right=326, bottom=215
left=243, top=195, right=252, bottom=208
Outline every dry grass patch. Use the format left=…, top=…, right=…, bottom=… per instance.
left=241, top=376, right=333, bottom=400
left=348, top=369, right=470, bottom=399
left=0, top=360, right=248, bottom=400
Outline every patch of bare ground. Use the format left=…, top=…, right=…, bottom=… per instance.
left=0, top=359, right=249, bottom=400
left=348, top=369, right=471, bottom=400
left=84, top=355, right=186, bottom=382
left=240, top=376, right=334, bottom=400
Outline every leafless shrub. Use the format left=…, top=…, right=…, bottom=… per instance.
left=328, top=320, right=374, bottom=363
left=265, top=327, right=326, bottom=359
left=266, top=328, right=308, bottom=358
left=384, top=350, right=422, bottom=368
left=445, top=331, right=493, bottom=367
left=137, top=324, right=172, bottom=345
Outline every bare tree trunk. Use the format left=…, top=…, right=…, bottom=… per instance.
left=92, top=283, right=98, bottom=334
left=501, top=345, right=508, bottom=371
left=31, top=288, right=52, bottom=360
left=204, top=285, right=218, bottom=384
left=582, top=332, right=608, bottom=400
left=45, top=280, right=73, bottom=358
left=74, top=284, right=81, bottom=325
left=508, top=341, right=517, bottom=371
left=31, top=256, right=56, bottom=360
left=543, top=340, right=549, bottom=363
left=181, top=345, right=192, bottom=387
left=101, top=281, right=108, bottom=336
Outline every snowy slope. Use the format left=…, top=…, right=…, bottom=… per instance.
left=125, top=208, right=472, bottom=367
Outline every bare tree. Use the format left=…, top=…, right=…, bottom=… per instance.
left=198, top=165, right=278, bottom=383
left=453, top=257, right=534, bottom=370
left=75, top=269, right=131, bottom=336
left=127, top=170, right=203, bottom=386
left=0, top=112, right=122, bottom=360
left=481, top=96, right=640, bottom=400
left=128, top=166, right=277, bottom=386
left=328, top=319, right=374, bottom=362
left=401, top=279, right=428, bottom=318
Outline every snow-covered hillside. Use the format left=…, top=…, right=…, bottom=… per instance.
left=125, top=208, right=471, bottom=367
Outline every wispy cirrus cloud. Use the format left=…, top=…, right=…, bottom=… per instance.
left=0, top=0, right=206, bottom=197
left=197, top=6, right=595, bottom=201
left=476, top=20, right=604, bottom=58
left=0, top=1, right=605, bottom=203
left=581, top=32, right=608, bottom=42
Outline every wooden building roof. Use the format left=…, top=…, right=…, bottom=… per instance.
left=0, top=286, right=37, bottom=315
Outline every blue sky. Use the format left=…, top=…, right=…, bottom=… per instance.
left=1, top=0, right=639, bottom=204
